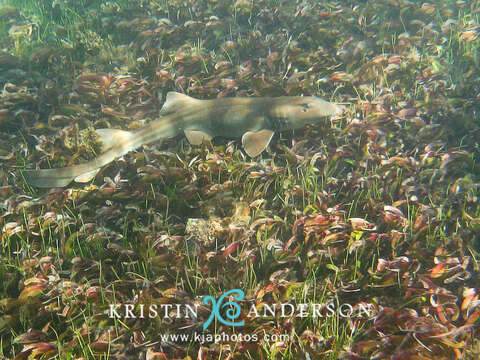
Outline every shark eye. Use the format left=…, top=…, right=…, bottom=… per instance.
left=300, top=103, right=310, bottom=112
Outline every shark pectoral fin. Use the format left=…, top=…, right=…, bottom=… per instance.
left=241, top=129, right=275, bottom=157
left=95, top=128, right=134, bottom=151
left=74, top=168, right=100, bottom=183
left=184, top=130, right=212, bottom=145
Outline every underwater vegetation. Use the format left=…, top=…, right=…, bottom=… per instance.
left=0, top=0, right=479, bottom=359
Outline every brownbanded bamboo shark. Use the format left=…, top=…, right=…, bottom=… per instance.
left=23, top=91, right=343, bottom=188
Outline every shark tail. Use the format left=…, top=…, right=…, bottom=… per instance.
left=22, top=106, right=181, bottom=188
left=23, top=93, right=190, bottom=188
left=23, top=128, right=138, bottom=188
left=22, top=164, right=100, bottom=188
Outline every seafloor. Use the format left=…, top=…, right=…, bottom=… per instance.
left=0, top=0, right=479, bottom=359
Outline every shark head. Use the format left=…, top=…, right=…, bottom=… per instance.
left=268, top=96, right=344, bottom=130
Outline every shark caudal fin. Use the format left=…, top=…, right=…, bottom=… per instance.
left=23, top=128, right=135, bottom=188
left=22, top=166, right=100, bottom=188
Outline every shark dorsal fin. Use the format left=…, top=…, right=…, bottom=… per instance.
left=95, top=128, right=134, bottom=151
left=160, top=91, right=199, bottom=115
left=242, top=129, right=275, bottom=157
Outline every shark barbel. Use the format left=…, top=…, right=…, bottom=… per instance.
left=23, top=92, right=343, bottom=188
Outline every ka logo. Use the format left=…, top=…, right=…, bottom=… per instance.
left=203, top=289, right=245, bottom=330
